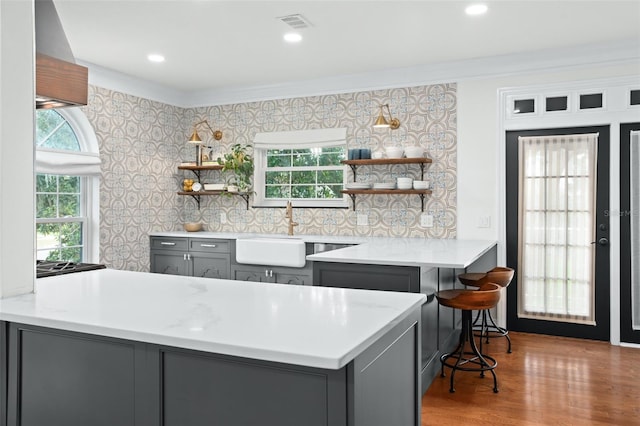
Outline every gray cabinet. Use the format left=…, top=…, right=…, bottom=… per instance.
left=230, top=242, right=314, bottom=285
left=313, top=262, right=420, bottom=292
left=312, top=261, right=465, bottom=393
left=2, top=314, right=422, bottom=426
left=230, top=263, right=312, bottom=285
left=150, top=237, right=230, bottom=279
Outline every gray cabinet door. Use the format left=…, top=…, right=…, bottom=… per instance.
left=150, top=251, right=187, bottom=276
left=191, top=254, right=230, bottom=279
left=7, top=325, right=140, bottom=426
left=232, top=267, right=272, bottom=282
left=275, top=272, right=312, bottom=285
left=314, top=262, right=420, bottom=292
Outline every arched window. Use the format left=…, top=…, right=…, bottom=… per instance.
left=35, top=109, right=100, bottom=263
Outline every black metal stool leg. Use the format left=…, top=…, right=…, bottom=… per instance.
left=440, top=310, right=499, bottom=393
left=473, top=308, right=513, bottom=354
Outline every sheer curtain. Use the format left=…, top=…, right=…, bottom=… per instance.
left=517, top=133, right=598, bottom=324
left=631, top=131, right=639, bottom=330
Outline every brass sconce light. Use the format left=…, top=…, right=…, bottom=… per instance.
left=187, top=119, right=223, bottom=165
left=373, top=104, right=400, bottom=130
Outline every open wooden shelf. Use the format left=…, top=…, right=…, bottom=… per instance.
left=177, top=190, right=250, bottom=210
left=341, top=158, right=432, bottom=166
left=341, top=189, right=432, bottom=211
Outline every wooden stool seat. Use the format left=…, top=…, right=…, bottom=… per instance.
left=458, top=267, right=515, bottom=353
left=437, top=282, right=501, bottom=393
left=457, top=272, right=487, bottom=287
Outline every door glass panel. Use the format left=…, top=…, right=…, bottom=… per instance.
left=631, top=131, right=640, bottom=330
left=517, top=133, right=598, bottom=324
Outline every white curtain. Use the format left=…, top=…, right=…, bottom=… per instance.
left=631, top=131, right=640, bottom=330
left=36, top=148, right=101, bottom=176
left=517, top=133, right=598, bottom=324
left=253, top=128, right=347, bottom=149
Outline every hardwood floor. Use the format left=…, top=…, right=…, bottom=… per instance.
left=422, top=332, right=640, bottom=425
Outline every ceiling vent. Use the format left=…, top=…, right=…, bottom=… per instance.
left=277, top=14, right=312, bottom=29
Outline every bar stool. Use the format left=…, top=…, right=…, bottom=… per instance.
left=437, top=282, right=502, bottom=393
left=458, top=267, right=515, bottom=353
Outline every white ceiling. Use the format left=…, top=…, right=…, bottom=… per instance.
left=53, top=0, right=640, bottom=93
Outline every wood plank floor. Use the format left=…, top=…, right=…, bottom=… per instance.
left=422, top=332, right=640, bottom=425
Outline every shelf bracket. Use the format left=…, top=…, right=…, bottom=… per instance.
left=189, top=194, right=201, bottom=210
left=348, top=164, right=358, bottom=181
left=419, top=194, right=425, bottom=212
left=239, top=193, right=250, bottom=210
left=348, top=193, right=357, bottom=211
left=419, top=163, right=425, bottom=180
left=187, top=170, right=202, bottom=180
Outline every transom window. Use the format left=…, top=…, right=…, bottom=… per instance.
left=253, top=128, right=348, bottom=208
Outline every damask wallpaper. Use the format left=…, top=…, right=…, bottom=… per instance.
left=83, top=83, right=457, bottom=271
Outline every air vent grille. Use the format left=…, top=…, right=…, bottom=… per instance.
left=277, top=14, right=312, bottom=29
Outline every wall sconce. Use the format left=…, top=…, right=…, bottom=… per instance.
left=373, top=104, right=400, bottom=130
left=187, top=119, right=223, bottom=165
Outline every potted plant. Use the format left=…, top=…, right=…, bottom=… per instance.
left=218, top=143, right=254, bottom=193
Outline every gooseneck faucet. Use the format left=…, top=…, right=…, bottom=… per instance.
left=285, top=201, right=299, bottom=236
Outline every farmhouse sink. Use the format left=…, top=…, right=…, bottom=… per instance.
left=236, top=237, right=306, bottom=268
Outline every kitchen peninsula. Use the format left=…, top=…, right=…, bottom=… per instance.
left=150, top=232, right=497, bottom=393
left=0, top=269, right=424, bottom=426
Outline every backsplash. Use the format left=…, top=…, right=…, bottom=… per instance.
left=83, top=83, right=457, bottom=271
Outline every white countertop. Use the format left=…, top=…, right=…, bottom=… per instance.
left=150, top=231, right=496, bottom=269
left=307, top=238, right=496, bottom=268
left=0, top=269, right=425, bottom=370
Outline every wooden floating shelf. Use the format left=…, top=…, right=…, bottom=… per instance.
left=341, top=189, right=432, bottom=211
left=341, top=189, right=432, bottom=195
left=177, top=191, right=250, bottom=210
left=341, top=158, right=432, bottom=166
left=178, top=164, right=223, bottom=171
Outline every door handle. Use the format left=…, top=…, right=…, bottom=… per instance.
left=591, top=238, right=609, bottom=246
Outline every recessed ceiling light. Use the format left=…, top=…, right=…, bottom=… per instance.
left=465, top=4, right=488, bottom=16
left=283, top=33, right=302, bottom=43
left=147, top=54, right=165, bottom=63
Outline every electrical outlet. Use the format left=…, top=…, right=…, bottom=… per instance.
left=357, top=214, right=368, bottom=226
left=478, top=216, right=491, bottom=228
left=220, top=212, right=227, bottom=224
left=420, top=214, right=433, bottom=228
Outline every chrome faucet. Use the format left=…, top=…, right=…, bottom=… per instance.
left=285, top=201, right=299, bottom=236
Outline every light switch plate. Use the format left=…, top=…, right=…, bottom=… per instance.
left=357, top=214, right=368, bottom=226
left=478, top=216, right=491, bottom=228
left=420, top=214, right=433, bottom=228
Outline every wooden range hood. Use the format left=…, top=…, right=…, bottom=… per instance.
left=35, top=0, right=88, bottom=109
left=36, top=53, right=88, bottom=109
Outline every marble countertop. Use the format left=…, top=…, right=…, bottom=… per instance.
left=307, top=238, right=496, bottom=268
left=150, top=231, right=496, bottom=269
left=0, top=269, right=425, bottom=370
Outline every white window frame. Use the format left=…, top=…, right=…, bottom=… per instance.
left=35, top=108, right=100, bottom=263
left=253, top=128, right=349, bottom=208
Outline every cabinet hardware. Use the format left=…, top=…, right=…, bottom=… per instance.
left=161, top=242, right=176, bottom=246
left=200, top=244, right=217, bottom=248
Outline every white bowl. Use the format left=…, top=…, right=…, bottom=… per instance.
left=405, top=146, right=424, bottom=158
left=385, top=147, right=404, bottom=159
left=397, top=177, right=412, bottom=189
left=413, top=180, right=430, bottom=189
left=371, top=150, right=384, bottom=159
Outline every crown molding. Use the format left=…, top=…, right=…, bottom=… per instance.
left=84, top=38, right=640, bottom=108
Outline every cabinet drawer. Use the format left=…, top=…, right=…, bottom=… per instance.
left=189, top=239, right=230, bottom=254
left=150, top=237, right=188, bottom=251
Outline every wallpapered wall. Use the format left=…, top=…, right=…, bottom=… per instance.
left=83, top=83, right=457, bottom=271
